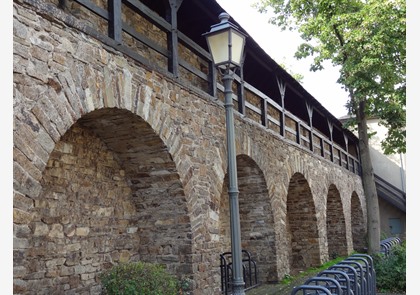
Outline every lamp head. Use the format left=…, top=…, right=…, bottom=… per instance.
left=203, top=12, right=247, bottom=70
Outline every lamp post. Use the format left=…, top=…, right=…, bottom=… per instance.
left=203, top=12, right=246, bottom=295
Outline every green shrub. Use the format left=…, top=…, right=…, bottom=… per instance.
left=373, top=241, right=406, bottom=293
left=99, top=261, right=179, bottom=295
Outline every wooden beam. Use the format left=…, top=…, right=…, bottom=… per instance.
left=276, top=77, right=286, bottom=137
left=306, top=100, right=314, bottom=152
left=261, top=97, right=268, bottom=127
left=109, top=0, right=122, bottom=43
left=238, top=68, right=246, bottom=115
left=168, top=0, right=180, bottom=77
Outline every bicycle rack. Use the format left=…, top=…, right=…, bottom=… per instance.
left=304, top=276, right=343, bottom=295
left=291, top=285, right=333, bottom=295
left=317, top=270, right=353, bottom=295
left=338, top=260, right=367, bottom=295
left=346, top=256, right=375, bottom=295
left=329, top=264, right=360, bottom=295
left=290, top=253, right=377, bottom=295
left=220, top=249, right=260, bottom=294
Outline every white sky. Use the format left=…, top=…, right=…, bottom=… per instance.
left=215, top=0, right=349, bottom=118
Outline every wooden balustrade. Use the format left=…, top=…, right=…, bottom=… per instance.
left=69, top=0, right=361, bottom=175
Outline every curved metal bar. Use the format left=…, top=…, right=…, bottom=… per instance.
left=304, top=277, right=343, bottom=295
left=329, top=264, right=360, bottom=295
left=291, top=284, right=333, bottom=295
left=318, top=270, right=353, bottom=295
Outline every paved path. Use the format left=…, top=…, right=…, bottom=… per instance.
left=245, top=283, right=292, bottom=295
left=244, top=278, right=406, bottom=295
left=245, top=274, right=315, bottom=295
left=246, top=283, right=405, bottom=295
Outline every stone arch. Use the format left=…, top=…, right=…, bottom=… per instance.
left=351, top=192, right=366, bottom=252
left=219, top=154, right=277, bottom=283
left=326, top=184, right=348, bottom=259
left=286, top=172, right=321, bottom=274
left=18, top=108, right=192, bottom=293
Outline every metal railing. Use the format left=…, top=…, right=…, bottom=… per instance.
left=220, top=250, right=260, bottom=294
left=290, top=253, right=376, bottom=295
left=380, top=237, right=402, bottom=257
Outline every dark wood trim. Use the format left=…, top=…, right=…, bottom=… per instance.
left=276, top=77, right=286, bottom=137
left=178, top=59, right=208, bottom=80
left=238, top=68, right=246, bottom=115
left=121, top=22, right=169, bottom=57
left=109, top=0, right=122, bottom=43
left=167, top=0, right=179, bottom=76
left=296, top=121, right=301, bottom=145
left=53, top=0, right=361, bottom=176
left=77, top=0, right=109, bottom=18
left=261, top=98, right=268, bottom=127
left=306, top=100, right=314, bottom=152
left=124, top=0, right=171, bottom=31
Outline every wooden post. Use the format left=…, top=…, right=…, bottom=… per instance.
left=238, top=67, right=246, bottom=115
left=261, top=98, right=268, bottom=127
left=305, top=101, right=314, bottom=152
left=328, top=119, right=334, bottom=163
left=276, top=77, right=286, bottom=137
left=109, top=0, right=122, bottom=44
left=167, top=0, right=183, bottom=77
left=344, top=133, right=349, bottom=169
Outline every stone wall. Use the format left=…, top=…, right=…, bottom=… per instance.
left=13, top=0, right=367, bottom=294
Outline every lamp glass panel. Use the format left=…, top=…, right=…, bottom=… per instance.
left=231, top=30, right=245, bottom=65
left=207, top=31, right=229, bottom=65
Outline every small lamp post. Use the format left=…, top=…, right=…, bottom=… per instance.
left=203, top=12, right=246, bottom=295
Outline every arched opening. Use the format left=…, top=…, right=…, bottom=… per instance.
left=23, top=108, right=192, bottom=293
left=219, top=155, right=277, bottom=283
left=286, top=173, right=320, bottom=274
left=351, top=192, right=366, bottom=252
left=326, top=184, right=348, bottom=258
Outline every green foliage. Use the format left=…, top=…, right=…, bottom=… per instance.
left=277, top=59, right=304, bottom=83
left=373, top=241, right=406, bottom=293
left=280, top=273, right=294, bottom=285
left=99, top=261, right=179, bottom=295
left=255, top=0, right=406, bottom=154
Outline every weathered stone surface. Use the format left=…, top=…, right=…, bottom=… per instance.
left=13, top=1, right=366, bottom=294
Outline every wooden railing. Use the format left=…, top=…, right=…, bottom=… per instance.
left=64, top=0, right=361, bottom=175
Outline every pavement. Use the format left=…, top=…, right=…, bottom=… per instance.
left=246, top=284, right=405, bottom=295
left=244, top=273, right=318, bottom=295
left=244, top=276, right=406, bottom=295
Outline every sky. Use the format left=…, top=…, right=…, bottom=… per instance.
left=215, top=0, right=349, bottom=118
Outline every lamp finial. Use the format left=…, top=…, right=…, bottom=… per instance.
left=219, top=12, right=230, bottom=23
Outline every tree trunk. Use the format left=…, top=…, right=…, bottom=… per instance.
left=356, top=100, right=381, bottom=254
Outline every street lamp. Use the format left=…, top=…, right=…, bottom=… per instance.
left=203, top=12, right=247, bottom=295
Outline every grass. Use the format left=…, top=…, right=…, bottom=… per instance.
left=279, top=256, right=348, bottom=286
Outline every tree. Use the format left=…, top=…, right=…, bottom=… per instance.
left=278, top=59, right=304, bottom=83
left=255, top=0, right=406, bottom=254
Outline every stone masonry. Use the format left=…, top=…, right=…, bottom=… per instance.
left=13, top=0, right=367, bottom=294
